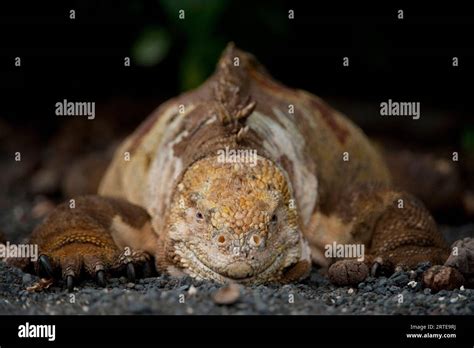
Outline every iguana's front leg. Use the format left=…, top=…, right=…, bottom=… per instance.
left=364, top=189, right=449, bottom=269
left=7, top=196, right=159, bottom=291
left=306, top=185, right=459, bottom=289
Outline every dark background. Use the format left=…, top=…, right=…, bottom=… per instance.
left=0, top=1, right=473, bottom=227
left=1, top=1, right=473, bottom=131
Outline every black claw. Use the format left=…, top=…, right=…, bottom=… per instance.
left=126, top=263, right=136, bottom=283
left=39, top=255, right=54, bottom=277
left=371, top=262, right=380, bottom=277
left=96, top=270, right=106, bottom=287
left=66, top=275, right=74, bottom=292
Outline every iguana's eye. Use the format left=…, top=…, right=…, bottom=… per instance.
left=271, top=214, right=278, bottom=223
left=196, top=211, right=204, bottom=221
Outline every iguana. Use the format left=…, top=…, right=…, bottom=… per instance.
left=11, top=43, right=467, bottom=291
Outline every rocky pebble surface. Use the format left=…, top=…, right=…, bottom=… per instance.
left=1, top=260, right=473, bottom=315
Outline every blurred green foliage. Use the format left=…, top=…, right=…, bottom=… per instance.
left=132, top=27, right=170, bottom=67
left=160, top=0, right=228, bottom=35
left=161, top=0, right=229, bottom=90
left=132, top=0, right=230, bottom=90
left=129, top=0, right=289, bottom=91
left=462, top=128, right=474, bottom=152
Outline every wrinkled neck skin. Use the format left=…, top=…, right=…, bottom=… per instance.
left=160, top=154, right=311, bottom=284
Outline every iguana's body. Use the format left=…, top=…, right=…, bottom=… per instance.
left=15, top=44, right=453, bottom=289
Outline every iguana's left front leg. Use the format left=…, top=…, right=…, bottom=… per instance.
left=306, top=185, right=459, bottom=289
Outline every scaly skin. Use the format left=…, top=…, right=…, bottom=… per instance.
left=9, top=43, right=460, bottom=290
left=160, top=155, right=311, bottom=284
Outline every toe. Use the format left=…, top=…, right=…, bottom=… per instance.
left=422, top=265, right=464, bottom=292
left=369, top=256, right=394, bottom=277
left=66, top=275, right=75, bottom=293
left=60, top=254, right=82, bottom=279
left=113, top=248, right=152, bottom=282
left=38, top=255, right=55, bottom=278
left=126, top=263, right=136, bottom=283
left=328, top=259, right=369, bottom=286
left=96, top=270, right=106, bottom=287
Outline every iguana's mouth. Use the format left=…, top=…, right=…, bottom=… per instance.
left=177, top=243, right=284, bottom=283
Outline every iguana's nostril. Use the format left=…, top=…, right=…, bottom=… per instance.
left=249, top=234, right=263, bottom=247
left=217, top=235, right=226, bottom=245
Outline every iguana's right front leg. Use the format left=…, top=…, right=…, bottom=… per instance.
left=8, top=196, right=159, bottom=291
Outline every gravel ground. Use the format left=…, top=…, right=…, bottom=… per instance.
left=1, top=197, right=473, bottom=315
left=1, top=260, right=473, bottom=315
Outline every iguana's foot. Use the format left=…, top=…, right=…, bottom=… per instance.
left=422, top=237, right=474, bottom=291
left=422, top=265, right=464, bottom=292
left=359, top=189, right=449, bottom=267
left=35, top=247, right=154, bottom=292
left=321, top=187, right=452, bottom=287
left=8, top=196, right=159, bottom=292
left=328, top=256, right=395, bottom=286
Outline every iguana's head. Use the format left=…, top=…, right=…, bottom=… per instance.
left=167, top=154, right=310, bottom=284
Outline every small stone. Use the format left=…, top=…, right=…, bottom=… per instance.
left=407, top=280, right=417, bottom=288
left=178, top=285, right=189, bottom=292
left=129, top=302, right=150, bottom=314
left=389, top=272, right=409, bottom=286
left=253, top=294, right=267, bottom=313
left=415, top=262, right=432, bottom=274
left=347, top=288, right=354, bottom=294
left=187, top=285, right=197, bottom=296
left=394, top=265, right=404, bottom=273
left=212, top=283, right=241, bottom=305
left=22, top=273, right=33, bottom=284
left=389, top=285, right=400, bottom=293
